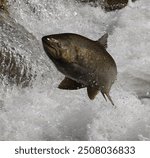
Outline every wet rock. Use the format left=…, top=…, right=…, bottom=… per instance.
left=0, top=0, right=4, bottom=9
left=0, top=48, right=34, bottom=87
left=0, top=0, right=7, bottom=12
left=0, top=12, right=47, bottom=87
left=76, top=0, right=137, bottom=11
left=103, top=0, right=128, bottom=11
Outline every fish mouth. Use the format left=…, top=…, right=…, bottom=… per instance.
left=42, top=36, right=47, bottom=43
left=42, top=36, right=60, bottom=59
left=42, top=36, right=54, bottom=49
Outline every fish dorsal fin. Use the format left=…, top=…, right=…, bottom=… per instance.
left=97, top=33, right=108, bottom=48
left=58, top=77, right=84, bottom=90
left=87, top=86, right=100, bottom=100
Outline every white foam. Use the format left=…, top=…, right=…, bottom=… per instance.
left=0, top=0, right=149, bottom=140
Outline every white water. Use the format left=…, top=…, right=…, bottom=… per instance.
left=0, top=0, right=150, bottom=140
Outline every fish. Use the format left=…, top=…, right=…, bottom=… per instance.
left=42, top=33, right=117, bottom=105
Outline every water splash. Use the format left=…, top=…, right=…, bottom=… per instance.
left=0, top=0, right=150, bottom=140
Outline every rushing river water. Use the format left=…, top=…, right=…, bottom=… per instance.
left=0, top=0, right=150, bottom=140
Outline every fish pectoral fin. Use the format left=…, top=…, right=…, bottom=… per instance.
left=87, top=86, right=99, bottom=100
left=58, top=77, right=84, bottom=90
left=97, top=33, right=108, bottom=48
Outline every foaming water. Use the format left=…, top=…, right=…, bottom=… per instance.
left=0, top=0, right=150, bottom=140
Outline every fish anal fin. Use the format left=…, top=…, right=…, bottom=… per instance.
left=102, top=91, right=115, bottom=106
left=87, top=86, right=99, bottom=100
left=101, top=90, right=115, bottom=106
left=101, top=91, right=107, bottom=102
left=58, top=77, right=84, bottom=90
left=98, top=33, right=108, bottom=48
left=105, top=93, right=115, bottom=106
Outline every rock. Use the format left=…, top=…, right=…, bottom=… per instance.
left=0, top=49, right=34, bottom=87
left=0, top=0, right=7, bottom=12
left=76, top=0, right=137, bottom=11
left=0, top=12, right=47, bottom=87
left=103, top=0, right=128, bottom=11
